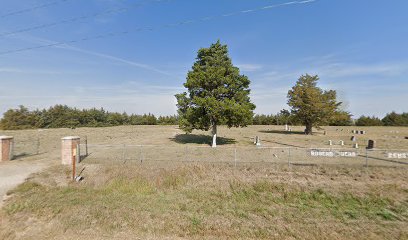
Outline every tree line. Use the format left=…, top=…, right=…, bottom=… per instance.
left=1, top=104, right=406, bottom=130
left=0, top=105, right=178, bottom=130
left=355, top=112, right=408, bottom=126
left=253, top=112, right=408, bottom=127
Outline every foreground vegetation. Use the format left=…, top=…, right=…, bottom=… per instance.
left=1, top=164, right=407, bottom=239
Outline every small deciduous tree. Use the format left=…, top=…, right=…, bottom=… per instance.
left=175, top=41, right=255, bottom=147
left=287, top=74, right=341, bottom=134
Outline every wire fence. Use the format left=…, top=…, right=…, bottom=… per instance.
left=79, top=144, right=408, bottom=168
left=12, top=135, right=41, bottom=159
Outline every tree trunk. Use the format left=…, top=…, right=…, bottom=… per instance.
left=305, top=123, right=313, bottom=135
left=211, top=124, right=217, bottom=148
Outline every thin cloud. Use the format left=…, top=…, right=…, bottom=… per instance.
left=0, top=67, right=65, bottom=75
left=236, top=63, right=263, bottom=72
left=319, top=62, right=408, bottom=78
left=5, top=34, right=173, bottom=76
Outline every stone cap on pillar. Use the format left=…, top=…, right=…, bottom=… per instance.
left=0, top=136, right=14, bottom=140
left=61, top=136, right=80, bottom=140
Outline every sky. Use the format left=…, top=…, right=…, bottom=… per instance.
left=0, top=0, right=407, bottom=118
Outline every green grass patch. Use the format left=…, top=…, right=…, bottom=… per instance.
left=3, top=176, right=407, bottom=238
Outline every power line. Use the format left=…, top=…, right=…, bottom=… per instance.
left=0, top=0, right=173, bottom=38
left=0, top=0, right=72, bottom=19
left=0, top=0, right=318, bottom=56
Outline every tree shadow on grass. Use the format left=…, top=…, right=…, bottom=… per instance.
left=12, top=152, right=46, bottom=161
left=259, top=130, right=306, bottom=135
left=170, top=134, right=236, bottom=146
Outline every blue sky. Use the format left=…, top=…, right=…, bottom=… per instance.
left=0, top=0, right=407, bottom=118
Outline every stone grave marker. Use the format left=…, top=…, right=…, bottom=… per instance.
left=255, top=136, right=261, bottom=146
left=367, top=140, right=376, bottom=149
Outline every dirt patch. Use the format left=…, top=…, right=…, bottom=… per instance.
left=0, top=158, right=55, bottom=207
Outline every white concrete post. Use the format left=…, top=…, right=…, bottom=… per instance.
left=0, top=136, right=14, bottom=162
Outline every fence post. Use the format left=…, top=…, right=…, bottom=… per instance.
left=365, top=148, right=368, bottom=168
left=185, top=145, right=188, bottom=162
left=72, top=148, right=76, bottom=180
left=122, top=144, right=126, bottom=163
left=288, top=148, right=291, bottom=167
left=76, top=143, right=80, bottom=163
left=36, top=135, right=40, bottom=155
left=85, top=136, right=88, bottom=156
left=234, top=148, right=237, bottom=168
left=140, top=145, right=143, bottom=164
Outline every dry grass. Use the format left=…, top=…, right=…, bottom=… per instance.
left=1, top=125, right=408, bottom=239
left=1, top=163, right=407, bottom=239
left=2, top=125, right=408, bottom=155
left=3, top=125, right=407, bottom=169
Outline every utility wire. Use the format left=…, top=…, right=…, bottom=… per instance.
left=0, top=0, right=173, bottom=37
left=0, top=0, right=317, bottom=56
left=0, top=0, right=72, bottom=18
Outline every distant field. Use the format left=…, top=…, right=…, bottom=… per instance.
left=1, top=125, right=407, bottom=239
left=2, top=125, right=408, bottom=167
left=2, top=125, right=408, bottom=154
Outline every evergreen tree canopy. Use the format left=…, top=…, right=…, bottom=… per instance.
left=287, top=74, right=341, bottom=134
left=382, top=112, right=408, bottom=126
left=175, top=41, right=255, bottom=147
left=355, top=115, right=383, bottom=126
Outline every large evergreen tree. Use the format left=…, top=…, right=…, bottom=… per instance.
left=175, top=41, right=255, bottom=147
left=287, top=74, right=341, bottom=134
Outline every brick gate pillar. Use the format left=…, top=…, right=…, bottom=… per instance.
left=61, top=136, right=80, bottom=165
left=0, top=136, right=14, bottom=162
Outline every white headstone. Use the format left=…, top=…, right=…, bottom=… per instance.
left=255, top=136, right=261, bottom=146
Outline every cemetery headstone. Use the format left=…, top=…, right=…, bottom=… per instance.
left=255, top=136, right=261, bottom=146
left=351, top=136, right=357, bottom=142
left=367, top=140, right=376, bottom=149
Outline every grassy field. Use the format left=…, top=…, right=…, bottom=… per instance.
left=0, top=125, right=408, bottom=239
left=2, top=125, right=408, bottom=167
left=2, top=125, right=408, bottom=154
left=1, top=164, right=407, bottom=239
